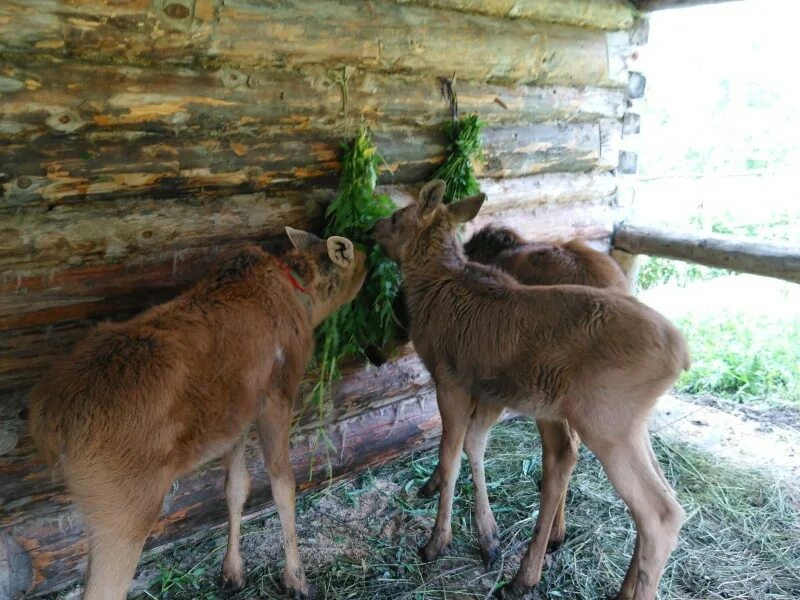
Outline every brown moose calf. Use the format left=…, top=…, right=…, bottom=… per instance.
left=419, top=225, right=628, bottom=561
left=29, top=228, right=367, bottom=600
left=374, top=181, right=688, bottom=600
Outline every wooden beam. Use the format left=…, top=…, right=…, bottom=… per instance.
left=390, top=0, right=637, bottom=30
left=0, top=59, right=625, bottom=147
left=0, top=0, right=624, bottom=86
left=1, top=119, right=619, bottom=207
left=636, top=0, right=738, bottom=12
left=613, top=224, right=800, bottom=284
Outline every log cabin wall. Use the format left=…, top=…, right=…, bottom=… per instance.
left=0, top=0, right=643, bottom=595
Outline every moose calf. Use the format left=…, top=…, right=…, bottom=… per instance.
left=374, top=181, right=688, bottom=600
left=29, top=228, right=367, bottom=600
left=419, top=225, right=628, bottom=561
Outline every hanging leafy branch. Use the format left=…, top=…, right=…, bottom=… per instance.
left=432, top=113, right=486, bottom=204
left=308, top=126, right=402, bottom=412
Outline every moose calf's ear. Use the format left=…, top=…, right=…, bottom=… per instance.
left=286, top=227, right=323, bottom=251
left=327, top=236, right=356, bottom=267
left=418, top=179, right=446, bottom=216
left=448, top=192, right=487, bottom=223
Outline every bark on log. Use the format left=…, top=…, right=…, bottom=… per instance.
left=3, top=172, right=616, bottom=276
left=0, top=59, right=625, bottom=145
left=613, top=224, right=800, bottom=284
left=391, top=0, right=637, bottom=30
left=0, top=0, right=624, bottom=86
left=0, top=120, right=618, bottom=207
left=0, top=352, right=439, bottom=597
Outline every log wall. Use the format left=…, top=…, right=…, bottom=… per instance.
left=0, top=0, right=641, bottom=595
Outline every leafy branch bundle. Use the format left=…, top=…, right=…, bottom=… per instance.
left=309, top=127, right=402, bottom=410
left=432, top=113, right=486, bottom=203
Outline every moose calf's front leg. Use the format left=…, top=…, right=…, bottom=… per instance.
left=258, top=395, right=315, bottom=599
left=463, top=400, right=503, bottom=567
left=420, top=380, right=473, bottom=562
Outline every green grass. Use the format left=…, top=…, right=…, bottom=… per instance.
left=138, top=419, right=800, bottom=600
left=636, top=256, right=729, bottom=292
left=676, top=311, right=800, bottom=405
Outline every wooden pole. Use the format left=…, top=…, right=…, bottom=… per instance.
left=612, top=224, right=800, bottom=284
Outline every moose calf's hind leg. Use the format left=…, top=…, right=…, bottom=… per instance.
left=258, top=397, right=314, bottom=599
left=507, top=419, right=578, bottom=598
left=80, top=481, right=166, bottom=600
left=581, top=425, right=684, bottom=600
left=222, top=438, right=251, bottom=589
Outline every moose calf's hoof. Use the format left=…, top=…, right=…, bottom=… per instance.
left=288, top=583, right=317, bottom=600
left=546, top=535, right=566, bottom=555
left=417, top=479, right=438, bottom=499
left=221, top=563, right=246, bottom=590
left=497, top=581, right=543, bottom=600
left=480, top=532, right=502, bottom=569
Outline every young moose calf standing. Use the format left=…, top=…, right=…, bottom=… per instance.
left=374, top=181, right=688, bottom=600
left=29, top=228, right=366, bottom=600
left=418, top=225, right=628, bottom=563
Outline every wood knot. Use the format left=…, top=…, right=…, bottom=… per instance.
left=219, top=67, right=248, bottom=89
left=154, top=0, right=196, bottom=31
left=16, top=177, right=32, bottom=189
left=45, top=110, right=85, bottom=133
left=164, top=2, right=191, bottom=19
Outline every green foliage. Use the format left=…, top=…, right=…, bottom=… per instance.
left=145, top=564, right=214, bottom=600
left=432, top=114, right=485, bottom=203
left=310, top=127, right=402, bottom=410
left=636, top=256, right=729, bottom=291
left=676, top=311, right=800, bottom=404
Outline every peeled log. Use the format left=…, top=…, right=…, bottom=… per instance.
left=0, top=0, right=624, bottom=87
left=392, top=0, right=637, bottom=30
left=0, top=59, right=625, bottom=145
left=0, top=118, right=618, bottom=207
left=613, top=224, right=800, bottom=284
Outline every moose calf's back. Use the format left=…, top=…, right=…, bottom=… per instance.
left=31, top=248, right=309, bottom=476
left=463, top=225, right=627, bottom=292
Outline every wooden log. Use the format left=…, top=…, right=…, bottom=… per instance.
left=0, top=0, right=625, bottom=87
left=2, top=171, right=617, bottom=294
left=0, top=354, right=439, bottom=597
left=0, top=59, right=625, bottom=145
left=0, top=119, right=618, bottom=207
left=390, top=0, right=637, bottom=30
left=613, top=224, right=800, bottom=284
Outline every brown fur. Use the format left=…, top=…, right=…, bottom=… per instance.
left=29, top=230, right=367, bottom=600
left=463, top=225, right=628, bottom=292
left=420, top=225, right=629, bottom=556
left=374, top=181, right=688, bottom=600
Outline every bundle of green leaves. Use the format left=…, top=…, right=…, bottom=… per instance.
left=432, top=114, right=485, bottom=203
left=309, top=127, right=402, bottom=410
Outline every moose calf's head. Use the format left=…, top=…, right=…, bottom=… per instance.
left=373, top=179, right=486, bottom=268
left=285, top=227, right=368, bottom=326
